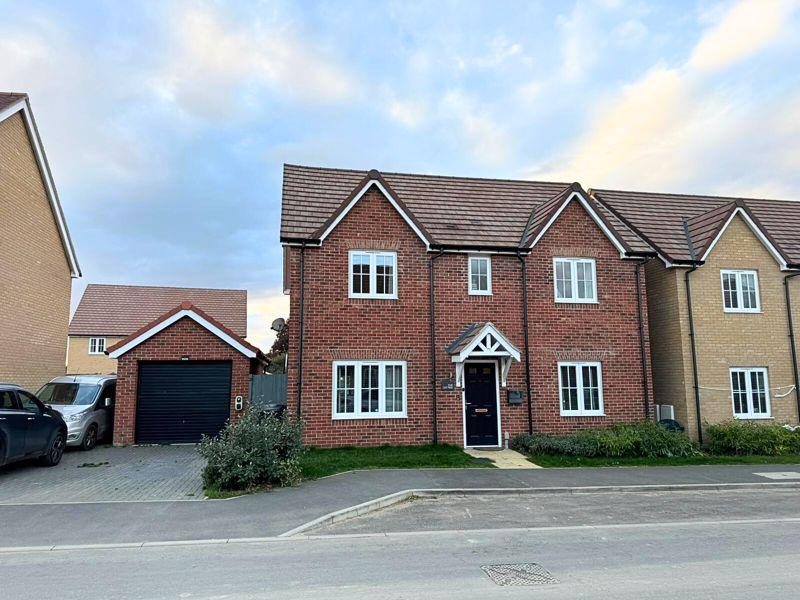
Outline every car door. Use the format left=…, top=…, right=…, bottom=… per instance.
left=98, top=383, right=116, bottom=438
left=0, top=391, right=28, bottom=460
left=17, top=391, right=53, bottom=455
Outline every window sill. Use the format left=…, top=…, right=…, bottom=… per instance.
left=468, top=291, right=493, bottom=297
left=332, top=413, right=408, bottom=420
left=88, top=352, right=106, bottom=355
left=560, top=412, right=605, bottom=418
left=733, top=415, right=773, bottom=420
left=555, top=299, right=599, bottom=305
left=723, top=309, right=762, bottom=314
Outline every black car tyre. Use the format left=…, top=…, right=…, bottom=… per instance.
left=81, top=425, right=98, bottom=451
left=41, top=432, right=65, bottom=467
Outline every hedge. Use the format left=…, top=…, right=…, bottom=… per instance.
left=510, top=421, right=697, bottom=458
left=705, top=421, right=800, bottom=456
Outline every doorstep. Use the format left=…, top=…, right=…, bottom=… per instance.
left=464, top=448, right=540, bottom=469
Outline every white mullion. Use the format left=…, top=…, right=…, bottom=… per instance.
left=379, top=363, right=386, bottom=416
left=370, top=254, right=378, bottom=297
left=735, top=273, right=744, bottom=310
left=355, top=362, right=363, bottom=417
left=743, top=369, right=753, bottom=417
left=576, top=364, right=585, bottom=415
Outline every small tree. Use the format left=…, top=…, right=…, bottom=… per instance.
left=266, top=319, right=288, bottom=374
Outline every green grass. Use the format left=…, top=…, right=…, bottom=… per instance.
left=526, top=454, right=800, bottom=468
left=300, top=444, right=494, bottom=480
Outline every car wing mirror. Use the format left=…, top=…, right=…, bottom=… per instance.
left=104, top=398, right=113, bottom=407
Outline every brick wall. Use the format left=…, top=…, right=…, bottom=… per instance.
left=286, top=188, right=652, bottom=447
left=659, top=215, right=800, bottom=440
left=113, top=317, right=253, bottom=445
left=67, top=336, right=124, bottom=374
left=0, top=113, right=72, bottom=391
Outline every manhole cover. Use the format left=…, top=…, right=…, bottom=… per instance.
left=481, top=563, right=558, bottom=586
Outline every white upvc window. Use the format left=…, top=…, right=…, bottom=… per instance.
left=721, top=270, right=760, bottom=313
left=730, top=367, right=771, bottom=419
left=332, top=360, right=407, bottom=419
left=468, top=255, right=492, bottom=295
left=558, top=361, right=604, bottom=416
left=88, top=337, right=106, bottom=355
left=349, top=251, right=397, bottom=299
left=554, top=258, right=597, bottom=303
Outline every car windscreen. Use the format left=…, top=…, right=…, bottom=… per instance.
left=36, top=383, right=100, bottom=406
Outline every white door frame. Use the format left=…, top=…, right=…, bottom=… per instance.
left=461, top=359, right=502, bottom=448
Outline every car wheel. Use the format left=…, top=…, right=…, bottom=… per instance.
left=81, top=425, right=98, bottom=451
left=41, top=432, right=65, bottom=467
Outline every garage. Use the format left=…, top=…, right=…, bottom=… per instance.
left=106, top=301, right=266, bottom=446
left=135, top=361, right=233, bottom=443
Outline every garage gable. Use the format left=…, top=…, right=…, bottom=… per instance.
left=106, top=301, right=261, bottom=359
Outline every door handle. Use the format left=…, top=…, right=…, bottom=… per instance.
left=0, top=417, right=6, bottom=420
left=27, top=417, right=35, bottom=421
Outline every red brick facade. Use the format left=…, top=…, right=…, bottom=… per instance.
left=112, top=317, right=255, bottom=445
left=286, top=188, right=653, bottom=447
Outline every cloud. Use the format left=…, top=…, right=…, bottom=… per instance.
left=557, top=3, right=599, bottom=81
left=386, top=98, right=426, bottom=128
left=155, top=5, right=356, bottom=119
left=689, top=0, right=797, bottom=72
left=439, top=91, right=513, bottom=166
left=526, top=0, right=800, bottom=190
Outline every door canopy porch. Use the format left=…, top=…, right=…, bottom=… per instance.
left=446, top=322, right=521, bottom=387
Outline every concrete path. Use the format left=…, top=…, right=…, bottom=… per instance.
left=0, top=445, right=204, bottom=503
left=1, top=463, right=799, bottom=548
left=464, top=448, right=537, bottom=468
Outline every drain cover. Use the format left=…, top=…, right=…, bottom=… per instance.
left=481, top=563, right=558, bottom=586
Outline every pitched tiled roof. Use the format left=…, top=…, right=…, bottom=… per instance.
left=106, top=302, right=262, bottom=358
left=282, top=165, right=652, bottom=251
left=593, top=188, right=800, bottom=266
left=69, top=284, right=248, bottom=337
left=0, top=92, right=27, bottom=112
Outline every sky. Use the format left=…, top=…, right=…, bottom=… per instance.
left=1, top=0, right=799, bottom=350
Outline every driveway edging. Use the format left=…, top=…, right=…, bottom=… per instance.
left=280, top=481, right=800, bottom=537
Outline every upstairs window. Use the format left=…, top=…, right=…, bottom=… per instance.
left=333, top=360, right=406, bottom=419
left=349, top=251, right=397, bottom=299
left=468, top=255, right=492, bottom=295
left=88, top=337, right=106, bottom=355
left=721, top=270, right=760, bottom=313
left=554, top=258, right=596, bottom=303
left=730, top=368, right=770, bottom=418
left=558, top=361, right=603, bottom=416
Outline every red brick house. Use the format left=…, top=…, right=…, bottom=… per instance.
left=281, top=165, right=656, bottom=448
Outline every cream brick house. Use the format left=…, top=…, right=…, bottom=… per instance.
left=67, top=284, right=248, bottom=374
left=594, top=190, right=800, bottom=441
left=0, top=92, right=81, bottom=391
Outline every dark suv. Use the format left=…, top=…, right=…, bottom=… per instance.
left=0, top=384, right=67, bottom=468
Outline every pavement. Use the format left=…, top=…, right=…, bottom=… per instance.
left=0, top=445, right=203, bottom=503
left=1, top=461, right=800, bottom=548
left=5, top=517, right=800, bottom=599
left=464, top=447, right=536, bottom=468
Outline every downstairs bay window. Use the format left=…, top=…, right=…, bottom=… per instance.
left=332, top=360, right=407, bottom=419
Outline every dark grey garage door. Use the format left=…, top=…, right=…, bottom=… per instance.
left=136, top=361, right=232, bottom=444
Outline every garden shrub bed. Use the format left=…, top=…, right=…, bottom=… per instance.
left=706, top=421, right=800, bottom=456
left=510, top=421, right=698, bottom=459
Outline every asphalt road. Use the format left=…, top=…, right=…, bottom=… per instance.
left=6, top=518, right=800, bottom=599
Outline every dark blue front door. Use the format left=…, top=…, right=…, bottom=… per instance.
left=464, top=363, right=498, bottom=446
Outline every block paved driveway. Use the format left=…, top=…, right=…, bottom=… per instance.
left=0, top=445, right=204, bottom=504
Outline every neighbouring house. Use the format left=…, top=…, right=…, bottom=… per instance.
left=68, top=284, right=248, bottom=374
left=593, top=189, right=800, bottom=441
left=0, top=92, right=80, bottom=392
left=280, top=165, right=656, bottom=448
left=104, top=299, right=265, bottom=445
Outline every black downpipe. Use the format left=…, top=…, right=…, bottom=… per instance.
left=784, top=273, right=800, bottom=422
left=684, top=265, right=703, bottom=445
left=635, top=259, right=652, bottom=419
left=429, top=249, right=445, bottom=444
left=296, top=244, right=306, bottom=419
left=516, top=252, right=533, bottom=434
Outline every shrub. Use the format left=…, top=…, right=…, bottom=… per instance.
left=705, top=421, right=800, bottom=456
left=511, top=421, right=697, bottom=459
left=198, top=410, right=304, bottom=491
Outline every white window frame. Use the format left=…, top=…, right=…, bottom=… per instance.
left=730, top=367, right=771, bottom=419
left=721, top=270, right=760, bottom=313
left=348, top=250, right=398, bottom=299
left=553, top=258, right=597, bottom=303
left=88, top=337, right=106, bottom=355
left=331, top=360, right=407, bottom=419
left=468, top=254, right=492, bottom=296
left=558, top=361, right=604, bottom=416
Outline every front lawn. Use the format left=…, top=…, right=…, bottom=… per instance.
left=527, top=454, right=800, bottom=468
left=300, top=444, right=494, bottom=479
